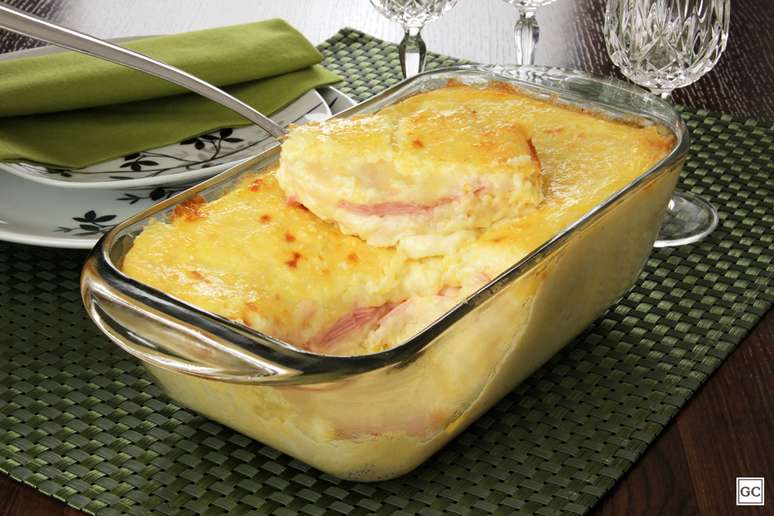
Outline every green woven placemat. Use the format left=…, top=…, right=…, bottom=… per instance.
left=1, top=28, right=772, bottom=516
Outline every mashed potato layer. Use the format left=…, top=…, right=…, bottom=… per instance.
left=276, top=83, right=545, bottom=258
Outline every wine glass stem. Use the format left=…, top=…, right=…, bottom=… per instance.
left=647, top=87, right=719, bottom=248
left=514, top=8, right=539, bottom=65
left=399, top=25, right=426, bottom=78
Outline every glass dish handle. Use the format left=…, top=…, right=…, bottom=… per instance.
left=82, top=264, right=301, bottom=383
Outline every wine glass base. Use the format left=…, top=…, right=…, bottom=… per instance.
left=653, top=190, right=719, bottom=248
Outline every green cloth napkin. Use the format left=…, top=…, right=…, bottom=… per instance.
left=0, top=19, right=341, bottom=168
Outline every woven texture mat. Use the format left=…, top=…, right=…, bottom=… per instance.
left=1, top=29, right=773, bottom=516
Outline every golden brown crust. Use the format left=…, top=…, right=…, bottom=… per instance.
left=285, top=251, right=302, bottom=269
left=172, top=196, right=207, bottom=222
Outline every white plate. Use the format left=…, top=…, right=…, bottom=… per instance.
left=0, top=86, right=356, bottom=249
left=0, top=37, right=333, bottom=189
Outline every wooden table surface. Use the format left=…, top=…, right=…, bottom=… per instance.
left=0, top=1, right=771, bottom=515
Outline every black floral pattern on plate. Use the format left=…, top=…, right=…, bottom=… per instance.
left=55, top=211, right=117, bottom=236
left=106, top=128, right=245, bottom=180
left=43, top=167, right=73, bottom=178
left=117, top=185, right=188, bottom=205
left=120, top=153, right=160, bottom=172
left=53, top=184, right=192, bottom=237
left=181, top=128, right=243, bottom=151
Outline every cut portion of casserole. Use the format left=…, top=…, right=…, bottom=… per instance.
left=122, top=82, right=675, bottom=357
left=122, top=174, right=418, bottom=354
left=121, top=171, right=495, bottom=356
left=276, top=83, right=545, bottom=258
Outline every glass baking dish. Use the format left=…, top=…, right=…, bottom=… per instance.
left=81, top=65, right=689, bottom=481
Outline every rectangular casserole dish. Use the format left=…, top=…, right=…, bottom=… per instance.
left=81, top=65, right=689, bottom=481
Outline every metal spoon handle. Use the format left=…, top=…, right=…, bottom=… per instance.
left=0, top=4, right=287, bottom=138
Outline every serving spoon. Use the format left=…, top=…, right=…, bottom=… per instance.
left=0, top=4, right=287, bottom=139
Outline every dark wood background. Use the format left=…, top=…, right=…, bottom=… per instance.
left=0, top=1, right=772, bottom=515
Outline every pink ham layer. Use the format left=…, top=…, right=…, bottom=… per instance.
left=306, top=269, right=495, bottom=353
left=336, top=185, right=487, bottom=217
left=307, top=302, right=400, bottom=353
left=338, top=196, right=456, bottom=216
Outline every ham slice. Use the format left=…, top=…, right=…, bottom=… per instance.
left=336, top=185, right=487, bottom=217
left=338, top=196, right=456, bottom=216
left=308, top=302, right=399, bottom=352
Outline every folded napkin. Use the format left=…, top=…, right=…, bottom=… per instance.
left=0, top=19, right=340, bottom=168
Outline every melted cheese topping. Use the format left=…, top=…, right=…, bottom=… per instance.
left=122, top=175, right=410, bottom=350
left=276, top=86, right=544, bottom=255
left=123, top=82, right=674, bottom=357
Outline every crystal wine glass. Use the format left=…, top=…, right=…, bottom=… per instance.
left=502, top=0, right=559, bottom=65
left=605, top=0, right=730, bottom=247
left=369, top=0, right=460, bottom=78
